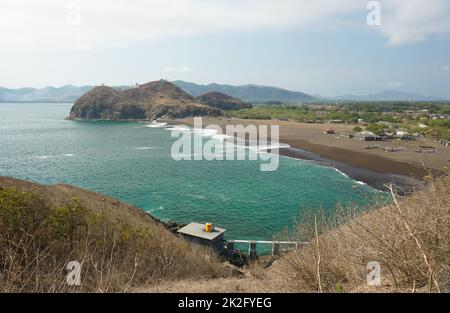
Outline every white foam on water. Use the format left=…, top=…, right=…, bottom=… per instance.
left=166, top=126, right=221, bottom=137
left=333, top=167, right=350, bottom=179
left=64, top=154, right=75, bottom=157
left=192, top=128, right=219, bottom=137
left=145, top=121, right=168, bottom=128
left=249, top=143, right=291, bottom=152
left=333, top=168, right=372, bottom=188
left=188, top=194, right=207, bottom=200
left=165, top=125, right=191, bottom=132
left=148, top=206, right=164, bottom=213
left=176, top=153, right=203, bottom=159
left=35, top=155, right=54, bottom=159
left=134, top=147, right=158, bottom=150
left=279, top=155, right=374, bottom=189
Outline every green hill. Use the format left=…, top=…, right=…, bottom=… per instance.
left=173, top=80, right=317, bottom=103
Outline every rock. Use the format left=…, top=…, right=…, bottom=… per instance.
left=69, top=80, right=224, bottom=120
left=196, top=92, right=253, bottom=110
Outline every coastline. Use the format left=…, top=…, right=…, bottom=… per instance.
left=278, top=146, right=423, bottom=193
left=163, top=117, right=436, bottom=193
left=66, top=116, right=443, bottom=193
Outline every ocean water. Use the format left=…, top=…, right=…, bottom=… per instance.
left=0, top=103, right=383, bottom=243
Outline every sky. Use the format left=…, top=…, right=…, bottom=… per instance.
left=1, top=0, right=450, bottom=98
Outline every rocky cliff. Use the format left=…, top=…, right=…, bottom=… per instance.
left=69, top=80, right=223, bottom=120
left=196, top=92, right=253, bottom=110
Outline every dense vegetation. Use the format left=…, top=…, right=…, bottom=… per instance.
left=229, top=101, right=450, bottom=140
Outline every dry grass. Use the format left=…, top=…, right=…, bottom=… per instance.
left=137, top=259, right=298, bottom=293
left=0, top=177, right=230, bottom=292
left=1, top=174, right=449, bottom=293
left=282, top=173, right=450, bottom=293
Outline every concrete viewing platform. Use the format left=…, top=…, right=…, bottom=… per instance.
left=177, top=222, right=226, bottom=253
left=178, top=222, right=226, bottom=240
left=177, top=222, right=308, bottom=258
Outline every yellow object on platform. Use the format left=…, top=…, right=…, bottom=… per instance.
left=204, top=223, right=213, bottom=233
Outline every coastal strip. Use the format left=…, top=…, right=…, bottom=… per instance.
left=278, top=146, right=423, bottom=194
left=165, top=117, right=429, bottom=193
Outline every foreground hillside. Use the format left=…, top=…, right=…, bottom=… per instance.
left=1, top=174, right=448, bottom=293
left=0, top=177, right=231, bottom=292
left=141, top=174, right=450, bottom=293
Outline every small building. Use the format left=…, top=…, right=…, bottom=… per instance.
left=394, top=130, right=409, bottom=138
left=364, top=134, right=383, bottom=141
left=382, top=132, right=394, bottom=140
left=177, top=222, right=226, bottom=254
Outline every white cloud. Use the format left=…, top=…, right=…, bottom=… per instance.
left=0, top=0, right=363, bottom=51
left=379, top=0, right=450, bottom=46
left=0, top=0, right=449, bottom=52
left=441, top=66, right=450, bottom=71
left=163, top=66, right=191, bottom=73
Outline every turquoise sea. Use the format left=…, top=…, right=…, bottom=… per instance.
left=0, top=103, right=383, bottom=242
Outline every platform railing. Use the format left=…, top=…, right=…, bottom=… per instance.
left=227, top=240, right=309, bottom=259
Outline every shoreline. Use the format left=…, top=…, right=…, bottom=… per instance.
left=163, top=117, right=432, bottom=193
left=278, top=146, right=423, bottom=194
left=280, top=138, right=429, bottom=178
left=67, top=116, right=437, bottom=193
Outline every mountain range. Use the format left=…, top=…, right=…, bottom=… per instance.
left=0, top=85, right=93, bottom=103
left=172, top=81, right=316, bottom=102
left=322, top=90, right=445, bottom=102
left=0, top=81, right=446, bottom=103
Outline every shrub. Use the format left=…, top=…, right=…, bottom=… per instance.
left=0, top=184, right=228, bottom=292
left=283, top=174, right=450, bottom=292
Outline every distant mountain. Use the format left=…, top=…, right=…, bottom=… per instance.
left=2, top=83, right=444, bottom=104
left=172, top=80, right=316, bottom=103
left=0, top=82, right=316, bottom=103
left=0, top=85, right=93, bottom=102
left=326, top=90, right=445, bottom=102
left=0, top=85, right=134, bottom=103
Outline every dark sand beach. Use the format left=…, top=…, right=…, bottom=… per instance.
left=165, top=117, right=450, bottom=193
left=279, top=146, right=423, bottom=193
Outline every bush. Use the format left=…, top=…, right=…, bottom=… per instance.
left=0, top=183, right=228, bottom=292
left=366, top=123, right=385, bottom=135
left=283, top=174, right=450, bottom=292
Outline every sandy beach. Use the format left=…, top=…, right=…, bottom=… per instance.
left=166, top=117, right=450, bottom=192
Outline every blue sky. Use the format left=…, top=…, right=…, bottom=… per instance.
left=1, top=0, right=450, bottom=98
